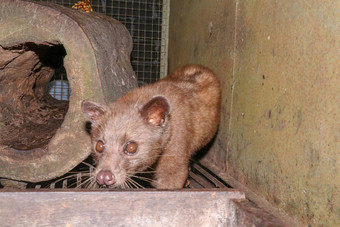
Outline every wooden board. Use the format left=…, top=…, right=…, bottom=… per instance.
left=0, top=189, right=245, bottom=226
left=0, top=188, right=289, bottom=226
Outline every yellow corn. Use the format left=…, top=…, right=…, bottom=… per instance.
left=72, top=0, right=93, bottom=13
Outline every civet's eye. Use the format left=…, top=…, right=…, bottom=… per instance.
left=124, top=141, right=138, bottom=155
left=96, top=140, right=105, bottom=153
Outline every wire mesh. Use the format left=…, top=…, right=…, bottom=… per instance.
left=35, top=0, right=167, bottom=101
left=48, top=66, right=71, bottom=101
left=90, top=0, right=165, bottom=84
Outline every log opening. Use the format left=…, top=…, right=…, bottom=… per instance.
left=0, top=42, right=69, bottom=151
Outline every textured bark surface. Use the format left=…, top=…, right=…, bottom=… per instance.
left=0, top=43, right=68, bottom=150
left=0, top=0, right=138, bottom=182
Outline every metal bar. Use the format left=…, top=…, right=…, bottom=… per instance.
left=160, top=0, right=169, bottom=78
left=188, top=171, right=215, bottom=188
left=187, top=178, right=203, bottom=189
left=62, top=179, right=68, bottom=188
left=192, top=163, right=228, bottom=188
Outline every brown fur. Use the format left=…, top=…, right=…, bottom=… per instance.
left=82, top=64, right=221, bottom=189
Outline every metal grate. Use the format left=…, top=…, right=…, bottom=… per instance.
left=0, top=161, right=231, bottom=189
left=35, top=0, right=169, bottom=85
left=187, top=163, right=231, bottom=189
left=48, top=66, right=71, bottom=101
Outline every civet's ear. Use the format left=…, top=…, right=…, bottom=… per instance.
left=81, top=100, right=107, bottom=123
left=140, top=96, right=170, bottom=126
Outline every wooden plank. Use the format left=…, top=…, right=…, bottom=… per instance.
left=0, top=189, right=245, bottom=226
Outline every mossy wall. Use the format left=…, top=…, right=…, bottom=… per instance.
left=168, top=1, right=340, bottom=226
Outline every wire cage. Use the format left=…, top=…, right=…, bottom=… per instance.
left=35, top=0, right=169, bottom=100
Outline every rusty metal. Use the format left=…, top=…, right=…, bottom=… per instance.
left=1, top=161, right=230, bottom=190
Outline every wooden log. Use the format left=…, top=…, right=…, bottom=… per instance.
left=0, top=0, right=138, bottom=182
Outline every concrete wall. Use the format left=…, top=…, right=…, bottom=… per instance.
left=168, top=1, right=340, bottom=226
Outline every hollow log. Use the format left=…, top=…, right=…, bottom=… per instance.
left=0, top=0, right=138, bottom=182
